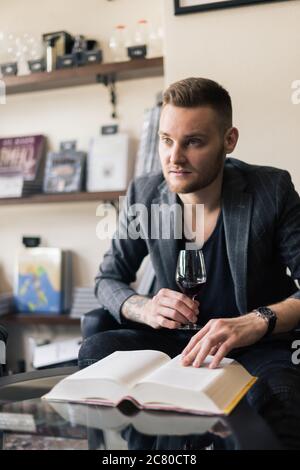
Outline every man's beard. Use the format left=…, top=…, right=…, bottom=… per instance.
left=165, top=147, right=225, bottom=194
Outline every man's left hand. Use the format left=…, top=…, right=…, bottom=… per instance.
left=181, top=312, right=268, bottom=369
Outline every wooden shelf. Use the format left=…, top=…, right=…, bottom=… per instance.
left=0, top=190, right=126, bottom=206
left=4, top=57, right=164, bottom=95
left=1, top=314, right=80, bottom=326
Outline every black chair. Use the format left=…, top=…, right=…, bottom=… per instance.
left=81, top=306, right=121, bottom=340
left=0, top=325, right=8, bottom=377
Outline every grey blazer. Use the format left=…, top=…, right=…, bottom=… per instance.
left=95, top=157, right=300, bottom=323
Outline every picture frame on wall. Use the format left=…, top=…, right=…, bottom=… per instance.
left=174, top=0, right=286, bottom=15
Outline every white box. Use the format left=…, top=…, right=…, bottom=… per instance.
left=32, top=337, right=81, bottom=369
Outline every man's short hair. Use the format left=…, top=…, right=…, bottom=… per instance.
left=163, top=77, right=232, bottom=131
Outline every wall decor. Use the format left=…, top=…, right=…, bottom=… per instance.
left=174, top=0, right=287, bottom=15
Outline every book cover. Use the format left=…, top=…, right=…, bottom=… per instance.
left=0, top=135, right=46, bottom=182
left=87, top=134, right=132, bottom=192
left=135, top=105, right=161, bottom=177
left=14, top=247, right=63, bottom=314
left=43, top=151, right=86, bottom=193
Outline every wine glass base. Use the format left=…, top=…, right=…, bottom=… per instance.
left=178, top=324, right=202, bottom=331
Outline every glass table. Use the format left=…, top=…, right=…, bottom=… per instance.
left=0, top=367, right=281, bottom=450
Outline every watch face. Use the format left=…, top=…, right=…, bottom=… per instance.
left=258, top=307, right=275, bottom=319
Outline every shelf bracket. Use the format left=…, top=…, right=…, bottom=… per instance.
left=96, top=73, right=118, bottom=119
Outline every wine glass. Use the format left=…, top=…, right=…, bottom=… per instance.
left=176, top=249, right=206, bottom=330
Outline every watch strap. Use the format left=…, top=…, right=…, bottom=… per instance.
left=253, top=306, right=277, bottom=337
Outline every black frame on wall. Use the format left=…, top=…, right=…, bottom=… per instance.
left=174, top=0, right=288, bottom=15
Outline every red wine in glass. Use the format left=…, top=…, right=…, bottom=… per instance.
left=176, top=249, right=206, bottom=330
left=176, top=278, right=206, bottom=298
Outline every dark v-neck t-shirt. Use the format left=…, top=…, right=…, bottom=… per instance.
left=180, top=210, right=240, bottom=326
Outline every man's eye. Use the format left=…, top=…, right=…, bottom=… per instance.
left=161, top=137, right=172, bottom=145
left=187, top=139, right=203, bottom=146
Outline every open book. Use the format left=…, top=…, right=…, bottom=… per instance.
left=44, top=350, right=256, bottom=415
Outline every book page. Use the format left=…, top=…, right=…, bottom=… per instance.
left=66, top=350, right=170, bottom=388
left=132, top=355, right=254, bottom=414
left=136, top=354, right=228, bottom=392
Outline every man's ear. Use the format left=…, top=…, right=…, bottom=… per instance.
left=224, top=127, right=239, bottom=154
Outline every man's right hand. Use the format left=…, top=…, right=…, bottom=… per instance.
left=121, top=288, right=199, bottom=329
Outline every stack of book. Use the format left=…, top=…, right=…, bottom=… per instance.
left=0, top=293, right=13, bottom=316
left=70, top=287, right=99, bottom=318
left=135, top=104, right=162, bottom=177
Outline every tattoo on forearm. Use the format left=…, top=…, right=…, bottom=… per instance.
left=122, top=295, right=149, bottom=323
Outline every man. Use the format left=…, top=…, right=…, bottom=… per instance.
left=79, top=78, right=300, bottom=448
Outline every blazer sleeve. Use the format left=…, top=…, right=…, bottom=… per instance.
left=275, top=170, right=300, bottom=301
left=94, top=179, right=149, bottom=323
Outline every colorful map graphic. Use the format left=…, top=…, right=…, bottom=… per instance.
left=15, top=248, right=62, bottom=313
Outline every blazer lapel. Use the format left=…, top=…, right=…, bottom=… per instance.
left=151, top=180, right=181, bottom=290
left=222, top=163, right=253, bottom=314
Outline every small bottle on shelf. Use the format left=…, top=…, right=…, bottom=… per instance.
left=133, top=19, right=149, bottom=47
left=109, top=25, right=130, bottom=62
left=147, top=24, right=164, bottom=58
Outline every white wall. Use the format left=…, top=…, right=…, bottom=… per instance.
left=0, top=0, right=164, bottom=292
left=1, top=0, right=299, bottom=291
left=163, top=0, right=300, bottom=190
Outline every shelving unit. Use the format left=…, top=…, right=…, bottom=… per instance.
left=0, top=190, right=126, bottom=206
left=3, top=57, right=164, bottom=95
left=0, top=57, right=164, bottom=207
left=1, top=314, right=80, bottom=326
left=1, top=56, right=164, bottom=353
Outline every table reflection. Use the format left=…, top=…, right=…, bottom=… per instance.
left=0, top=399, right=235, bottom=450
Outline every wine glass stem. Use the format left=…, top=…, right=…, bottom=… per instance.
left=191, top=295, right=199, bottom=326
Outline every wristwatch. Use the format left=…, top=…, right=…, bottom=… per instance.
left=253, top=306, right=277, bottom=337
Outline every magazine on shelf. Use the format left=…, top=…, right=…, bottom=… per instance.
left=14, top=247, right=72, bottom=314
left=0, top=135, right=46, bottom=181
left=43, top=151, right=86, bottom=193
left=87, top=133, right=133, bottom=191
left=0, top=135, right=46, bottom=196
left=44, top=350, right=256, bottom=415
left=135, top=105, right=161, bottom=177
